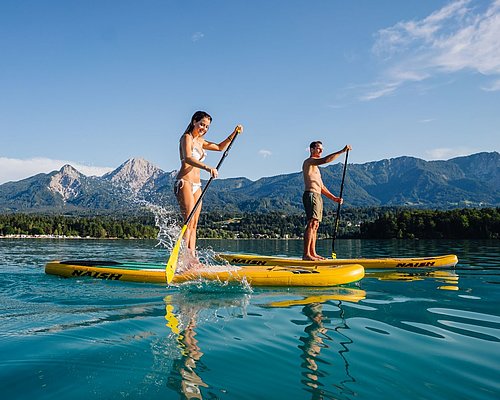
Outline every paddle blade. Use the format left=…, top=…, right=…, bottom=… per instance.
left=166, top=225, right=187, bottom=284
left=331, top=252, right=337, bottom=259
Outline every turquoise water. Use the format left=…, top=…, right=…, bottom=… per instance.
left=0, top=238, right=499, bottom=399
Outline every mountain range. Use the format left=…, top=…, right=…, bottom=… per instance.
left=0, top=152, right=498, bottom=214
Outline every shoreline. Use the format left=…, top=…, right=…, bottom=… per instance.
left=0, top=234, right=303, bottom=240
left=0, top=234, right=144, bottom=240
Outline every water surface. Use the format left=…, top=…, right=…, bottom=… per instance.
left=0, top=238, right=498, bottom=399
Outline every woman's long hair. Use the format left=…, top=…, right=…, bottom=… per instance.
left=183, top=111, right=212, bottom=135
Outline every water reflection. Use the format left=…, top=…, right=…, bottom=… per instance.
left=299, top=303, right=331, bottom=397
left=163, top=287, right=250, bottom=399
left=165, top=299, right=206, bottom=399
left=365, top=269, right=459, bottom=290
left=159, top=271, right=474, bottom=400
left=265, top=288, right=365, bottom=400
left=265, top=288, right=366, bottom=308
left=298, top=302, right=357, bottom=400
left=161, top=286, right=367, bottom=399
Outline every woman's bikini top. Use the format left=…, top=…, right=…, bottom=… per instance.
left=180, top=135, right=206, bottom=162
left=192, top=146, right=206, bottom=162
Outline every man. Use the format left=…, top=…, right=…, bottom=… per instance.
left=302, top=141, right=351, bottom=260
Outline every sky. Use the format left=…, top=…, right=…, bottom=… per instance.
left=1, top=0, right=499, bottom=184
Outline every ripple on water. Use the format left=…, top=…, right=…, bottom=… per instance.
left=1, top=238, right=499, bottom=399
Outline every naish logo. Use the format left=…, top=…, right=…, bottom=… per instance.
left=230, top=258, right=268, bottom=266
left=395, top=261, right=436, bottom=268
left=72, top=269, right=123, bottom=280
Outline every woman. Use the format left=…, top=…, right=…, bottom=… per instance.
left=175, top=110, right=242, bottom=262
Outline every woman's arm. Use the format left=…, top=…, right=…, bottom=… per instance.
left=203, top=125, right=243, bottom=151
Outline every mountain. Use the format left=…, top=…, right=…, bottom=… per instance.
left=102, top=158, right=164, bottom=193
left=345, top=153, right=500, bottom=207
left=0, top=152, right=498, bottom=214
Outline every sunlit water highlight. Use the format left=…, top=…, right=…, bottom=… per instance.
left=0, top=237, right=499, bottom=399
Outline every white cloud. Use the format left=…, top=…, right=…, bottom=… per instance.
left=0, top=157, right=113, bottom=184
left=191, top=32, right=205, bottom=42
left=365, top=0, right=500, bottom=100
left=482, top=78, right=500, bottom=91
left=359, top=81, right=401, bottom=101
left=373, top=0, right=471, bottom=57
left=425, top=147, right=477, bottom=160
left=258, top=150, right=272, bottom=158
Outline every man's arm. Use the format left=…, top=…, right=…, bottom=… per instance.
left=309, top=145, right=351, bottom=166
left=321, top=185, right=343, bottom=204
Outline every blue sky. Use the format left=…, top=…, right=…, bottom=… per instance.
left=1, top=0, right=499, bottom=184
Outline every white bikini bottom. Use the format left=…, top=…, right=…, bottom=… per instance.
left=174, top=179, right=202, bottom=195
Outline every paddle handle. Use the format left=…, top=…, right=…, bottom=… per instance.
left=332, top=149, right=349, bottom=257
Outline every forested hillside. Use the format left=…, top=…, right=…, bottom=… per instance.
left=1, top=208, right=498, bottom=240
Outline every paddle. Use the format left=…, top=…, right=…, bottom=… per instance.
left=332, top=149, right=349, bottom=259
left=166, top=128, right=241, bottom=283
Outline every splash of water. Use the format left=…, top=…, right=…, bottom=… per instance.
left=145, top=202, right=181, bottom=253
left=139, top=201, right=192, bottom=273
left=114, top=186, right=183, bottom=256
left=131, top=198, right=251, bottom=293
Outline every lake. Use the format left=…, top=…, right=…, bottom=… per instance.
left=0, top=238, right=499, bottom=399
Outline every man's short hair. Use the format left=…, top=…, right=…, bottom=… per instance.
left=309, top=141, right=322, bottom=149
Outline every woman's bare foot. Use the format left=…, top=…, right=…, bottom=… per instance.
left=303, top=255, right=318, bottom=261
left=313, top=254, right=325, bottom=260
left=188, top=261, right=205, bottom=270
left=181, top=251, right=205, bottom=270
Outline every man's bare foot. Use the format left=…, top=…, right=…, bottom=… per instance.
left=302, top=255, right=317, bottom=261
left=313, top=254, right=325, bottom=260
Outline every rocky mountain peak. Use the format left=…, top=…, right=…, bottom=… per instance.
left=48, top=165, right=85, bottom=201
left=59, top=164, right=82, bottom=178
left=103, top=157, right=164, bottom=192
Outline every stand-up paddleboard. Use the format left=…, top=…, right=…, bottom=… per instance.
left=216, top=253, right=458, bottom=269
left=45, top=260, right=365, bottom=287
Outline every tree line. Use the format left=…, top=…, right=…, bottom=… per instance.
left=198, top=207, right=499, bottom=239
left=0, top=214, right=158, bottom=239
left=0, top=208, right=498, bottom=239
left=196, top=208, right=376, bottom=239
left=359, top=208, right=499, bottom=239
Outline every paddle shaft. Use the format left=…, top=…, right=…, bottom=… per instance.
left=332, top=149, right=349, bottom=255
left=183, top=132, right=239, bottom=227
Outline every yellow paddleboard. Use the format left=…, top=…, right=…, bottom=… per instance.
left=45, top=260, right=365, bottom=287
left=217, top=253, right=458, bottom=269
